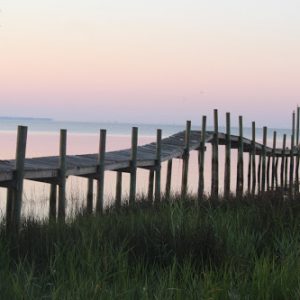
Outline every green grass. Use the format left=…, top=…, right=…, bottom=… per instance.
left=1, top=192, right=300, bottom=299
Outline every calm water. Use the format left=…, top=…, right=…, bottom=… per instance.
left=0, top=118, right=294, bottom=219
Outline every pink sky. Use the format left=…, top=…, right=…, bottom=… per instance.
left=0, top=1, right=299, bottom=127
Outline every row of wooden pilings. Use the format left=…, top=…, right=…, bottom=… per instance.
left=4, top=108, right=300, bottom=234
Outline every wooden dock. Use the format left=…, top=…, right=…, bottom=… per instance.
left=1, top=108, right=300, bottom=233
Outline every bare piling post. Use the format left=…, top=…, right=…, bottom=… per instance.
left=148, top=170, right=154, bottom=202
left=236, top=116, right=244, bottom=197
left=281, top=134, right=286, bottom=189
left=129, top=127, right=138, bottom=205
left=6, top=126, right=28, bottom=233
left=295, top=106, right=300, bottom=192
left=251, top=122, right=256, bottom=194
left=247, top=151, right=251, bottom=193
left=198, top=116, right=207, bottom=202
left=49, top=184, right=57, bottom=220
left=58, top=129, right=67, bottom=221
left=261, top=127, right=267, bottom=193
left=181, top=121, right=191, bottom=199
left=155, top=129, right=162, bottom=202
left=266, top=154, right=271, bottom=190
left=258, top=154, right=262, bottom=193
left=96, top=129, right=106, bottom=214
left=271, top=131, right=277, bottom=190
left=165, top=160, right=172, bottom=199
left=86, top=178, right=93, bottom=214
left=224, top=113, right=231, bottom=198
left=115, top=172, right=122, bottom=209
left=289, top=134, right=295, bottom=195
left=211, top=109, right=219, bottom=198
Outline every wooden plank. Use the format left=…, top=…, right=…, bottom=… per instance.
left=198, top=116, right=207, bottom=202
left=181, top=121, right=191, bottom=198
left=211, top=109, right=219, bottom=198
left=289, top=134, right=294, bottom=195
left=58, top=129, right=67, bottom=221
left=96, top=129, right=106, bottom=214
left=224, top=112, right=231, bottom=198
left=129, top=127, right=138, bottom=205
left=155, top=129, right=162, bottom=202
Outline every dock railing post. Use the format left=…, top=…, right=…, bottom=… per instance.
left=289, top=134, right=295, bottom=197
left=211, top=109, right=219, bottom=198
left=115, top=172, right=122, bottom=209
left=148, top=170, right=154, bottom=202
left=198, top=116, right=206, bottom=203
left=224, top=113, right=231, bottom=199
left=165, top=160, right=172, bottom=199
left=58, top=129, right=67, bottom=221
left=49, top=184, right=57, bottom=220
left=281, top=134, right=286, bottom=190
left=236, top=116, right=244, bottom=197
left=129, top=127, right=138, bottom=205
left=251, top=122, right=256, bottom=195
left=155, top=129, right=162, bottom=203
left=7, top=125, right=28, bottom=234
left=96, top=129, right=106, bottom=214
left=86, top=178, right=93, bottom=214
left=181, top=121, right=191, bottom=199
left=271, top=131, right=277, bottom=191
left=261, top=127, right=267, bottom=193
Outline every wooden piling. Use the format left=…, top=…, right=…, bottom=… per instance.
left=261, top=127, right=267, bottom=192
left=281, top=134, right=286, bottom=188
left=96, top=129, right=106, bottom=213
left=258, top=154, right=262, bottom=193
left=58, top=129, right=67, bottom=221
left=181, top=121, right=191, bottom=198
left=129, top=127, right=138, bottom=205
left=165, top=160, right=172, bottom=199
left=271, top=131, right=277, bottom=190
left=289, top=134, right=294, bottom=195
left=251, top=122, right=256, bottom=194
left=198, top=116, right=207, bottom=202
left=86, top=178, right=93, bottom=214
left=224, top=113, right=231, bottom=198
left=211, top=109, right=219, bottom=198
left=155, top=129, right=162, bottom=202
left=266, top=154, right=271, bottom=190
left=7, top=127, right=27, bottom=231
left=148, top=170, right=154, bottom=202
left=115, top=172, right=122, bottom=209
left=49, top=184, right=57, bottom=220
left=295, top=106, right=300, bottom=192
left=247, top=151, right=251, bottom=193
left=236, top=116, right=244, bottom=197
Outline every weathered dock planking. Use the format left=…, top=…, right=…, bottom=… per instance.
left=1, top=108, right=300, bottom=233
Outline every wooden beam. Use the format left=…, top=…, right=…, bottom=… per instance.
left=181, top=121, right=191, bottom=198
left=148, top=169, right=154, bottom=202
left=271, top=131, right=277, bottom=191
left=281, top=134, right=286, bottom=189
left=96, top=129, right=106, bottom=214
left=261, top=127, right=267, bottom=192
left=58, top=129, right=67, bottom=221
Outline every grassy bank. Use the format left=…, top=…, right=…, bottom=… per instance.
left=1, top=193, right=300, bottom=299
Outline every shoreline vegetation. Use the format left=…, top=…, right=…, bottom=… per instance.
left=1, top=192, right=300, bottom=299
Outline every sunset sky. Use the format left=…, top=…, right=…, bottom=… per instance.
left=0, top=1, right=299, bottom=127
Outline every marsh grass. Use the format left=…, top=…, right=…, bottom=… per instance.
left=1, top=192, right=300, bottom=299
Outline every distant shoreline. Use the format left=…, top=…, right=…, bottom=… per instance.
left=0, top=116, right=53, bottom=121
